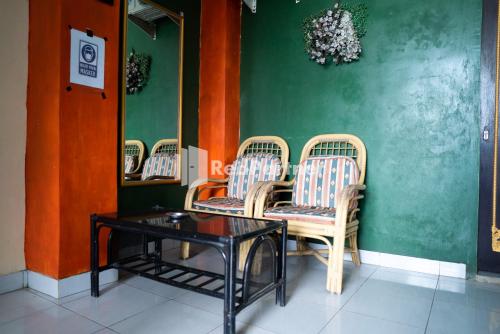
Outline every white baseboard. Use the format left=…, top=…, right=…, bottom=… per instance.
left=27, top=269, right=118, bottom=299
left=0, top=244, right=468, bottom=298
left=288, top=240, right=466, bottom=279
left=0, top=271, right=28, bottom=294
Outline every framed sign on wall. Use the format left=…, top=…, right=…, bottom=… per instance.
left=69, top=29, right=105, bottom=89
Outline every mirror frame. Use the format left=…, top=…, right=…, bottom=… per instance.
left=120, top=0, right=184, bottom=187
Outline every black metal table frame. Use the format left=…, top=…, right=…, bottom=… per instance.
left=90, top=214, right=287, bottom=334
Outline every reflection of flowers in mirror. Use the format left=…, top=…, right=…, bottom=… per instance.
left=126, top=49, right=151, bottom=95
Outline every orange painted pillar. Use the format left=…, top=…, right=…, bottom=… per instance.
left=25, top=0, right=119, bottom=279
left=198, top=0, right=241, bottom=193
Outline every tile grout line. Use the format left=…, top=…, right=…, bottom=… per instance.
left=58, top=283, right=172, bottom=329
left=58, top=298, right=122, bottom=330
left=204, top=321, right=279, bottom=334
left=2, top=289, right=107, bottom=331
left=0, top=290, right=58, bottom=328
left=315, top=266, right=380, bottom=334
left=318, top=266, right=440, bottom=332
left=173, top=297, right=222, bottom=316
left=423, top=274, right=440, bottom=334
left=98, top=295, right=174, bottom=329
left=101, top=298, right=173, bottom=329
left=344, top=309, right=425, bottom=330
left=92, top=326, right=119, bottom=334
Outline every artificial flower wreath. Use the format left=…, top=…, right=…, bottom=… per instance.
left=304, top=2, right=367, bottom=65
left=126, top=49, right=151, bottom=95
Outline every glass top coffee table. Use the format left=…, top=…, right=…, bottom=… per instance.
left=90, top=211, right=287, bottom=334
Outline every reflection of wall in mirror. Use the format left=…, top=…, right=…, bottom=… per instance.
left=125, top=16, right=179, bottom=156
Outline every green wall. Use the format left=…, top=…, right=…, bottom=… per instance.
left=241, top=0, right=482, bottom=272
left=125, top=17, right=179, bottom=154
left=118, top=0, right=199, bottom=212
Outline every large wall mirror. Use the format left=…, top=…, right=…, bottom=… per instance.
left=120, top=0, right=183, bottom=186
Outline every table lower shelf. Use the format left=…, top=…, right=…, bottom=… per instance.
left=110, top=254, right=279, bottom=312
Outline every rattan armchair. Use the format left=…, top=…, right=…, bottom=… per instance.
left=127, top=139, right=179, bottom=181
left=124, top=140, right=146, bottom=180
left=183, top=136, right=289, bottom=265
left=254, top=134, right=366, bottom=294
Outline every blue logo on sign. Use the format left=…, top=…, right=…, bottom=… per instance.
left=79, top=40, right=98, bottom=78
left=81, top=44, right=96, bottom=63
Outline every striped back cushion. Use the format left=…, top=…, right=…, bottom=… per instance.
left=141, top=153, right=177, bottom=180
left=228, top=153, right=282, bottom=200
left=292, top=156, right=359, bottom=209
left=124, top=155, right=136, bottom=174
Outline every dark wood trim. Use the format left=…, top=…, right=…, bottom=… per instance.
left=478, top=0, right=500, bottom=273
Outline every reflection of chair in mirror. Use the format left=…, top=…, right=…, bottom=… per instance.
left=121, top=0, right=184, bottom=185
left=124, top=140, right=145, bottom=178
left=140, top=139, right=179, bottom=181
left=254, top=134, right=367, bottom=294
left=183, top=136, right=289, bottom=266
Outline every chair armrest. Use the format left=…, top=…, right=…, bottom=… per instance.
left=242, top=181, right=269, bottom=216
left=184, top=178, right=229, bottom=210
left=125, top=173, right=142, bottom=180
left=254, top=180, right=294, bottom=218
left=189, top=178, right=229, bottom=189
left=144, top=175, right=175, bottom=181
left=336, top=184, right=366, bottom=230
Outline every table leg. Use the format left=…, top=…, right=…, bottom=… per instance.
left=142, top=234, right=149, bottom=256
left=154, top=238, right=162, bottom=274
left=223, top=241, right=237, bottom=334
left=279, top=224, right=287, bottom=307
left=90, top=216, right=99, bottom=297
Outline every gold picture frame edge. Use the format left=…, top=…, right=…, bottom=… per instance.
left=119, top=0, right=184, bottom=187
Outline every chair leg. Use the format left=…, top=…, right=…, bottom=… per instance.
left=238, top=240, right=251, bottom=272
left=349, top=233, right=361, bottom=266
left=326, top=245, right=334, bottom=292
left=180, top=241, right=190, bottom=260
left=238, top=239, right=263, bottom=274
left=296, top=236, right=307, bottom=254
left=328, top=234, right=347, bottom=294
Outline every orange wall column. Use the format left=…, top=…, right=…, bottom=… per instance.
left=198, top=0, right=241, bottom=185
left=25, top=0, right=119, bottom=279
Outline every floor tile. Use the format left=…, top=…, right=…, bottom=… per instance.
left=320, top=310, right=423, bottom=334
left=4, top=245, right=500, bottom=334
left=0, top=289, right=55, bottom=325
left=174, top=290, right=224, bottom=315
left=110, top=299, right=221, bottom=334
left=436, top=276, right=500, bottom=313
left=209, top=321, right=277, bottom=334
left=93, top=329, right=118, bottom=334
left=371, top=267, right=438, bottom=291
left=0, top=305, right=103, bottom=334
left=123, top=276, right=186, bottom=299
left=63, top=284, right=166, bottom=327
left=237, top=292, right=340, bottom=334
left=29, top=282, right=121, bottom=306
left=343, top=273, right=435, bottom=328
left=284, top=267, right=368, bottom=308
left=93, top=328, right=117, bottom=334
left=426, top=300, right=500, bottom=334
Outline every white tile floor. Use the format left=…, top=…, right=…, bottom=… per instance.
left=1, top=244, right=500, bottom=334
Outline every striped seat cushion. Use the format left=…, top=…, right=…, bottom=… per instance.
left=141, top=153, right=177, bottom=180
left=227, top=153, right=282, bottom=200
left=264, top=205, right=336, bottom=224
left=193, top=198, right=245, bottom=215
left=292, top=156, right=359, bottom=209
left=124, top=155, right=136, bottom=174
